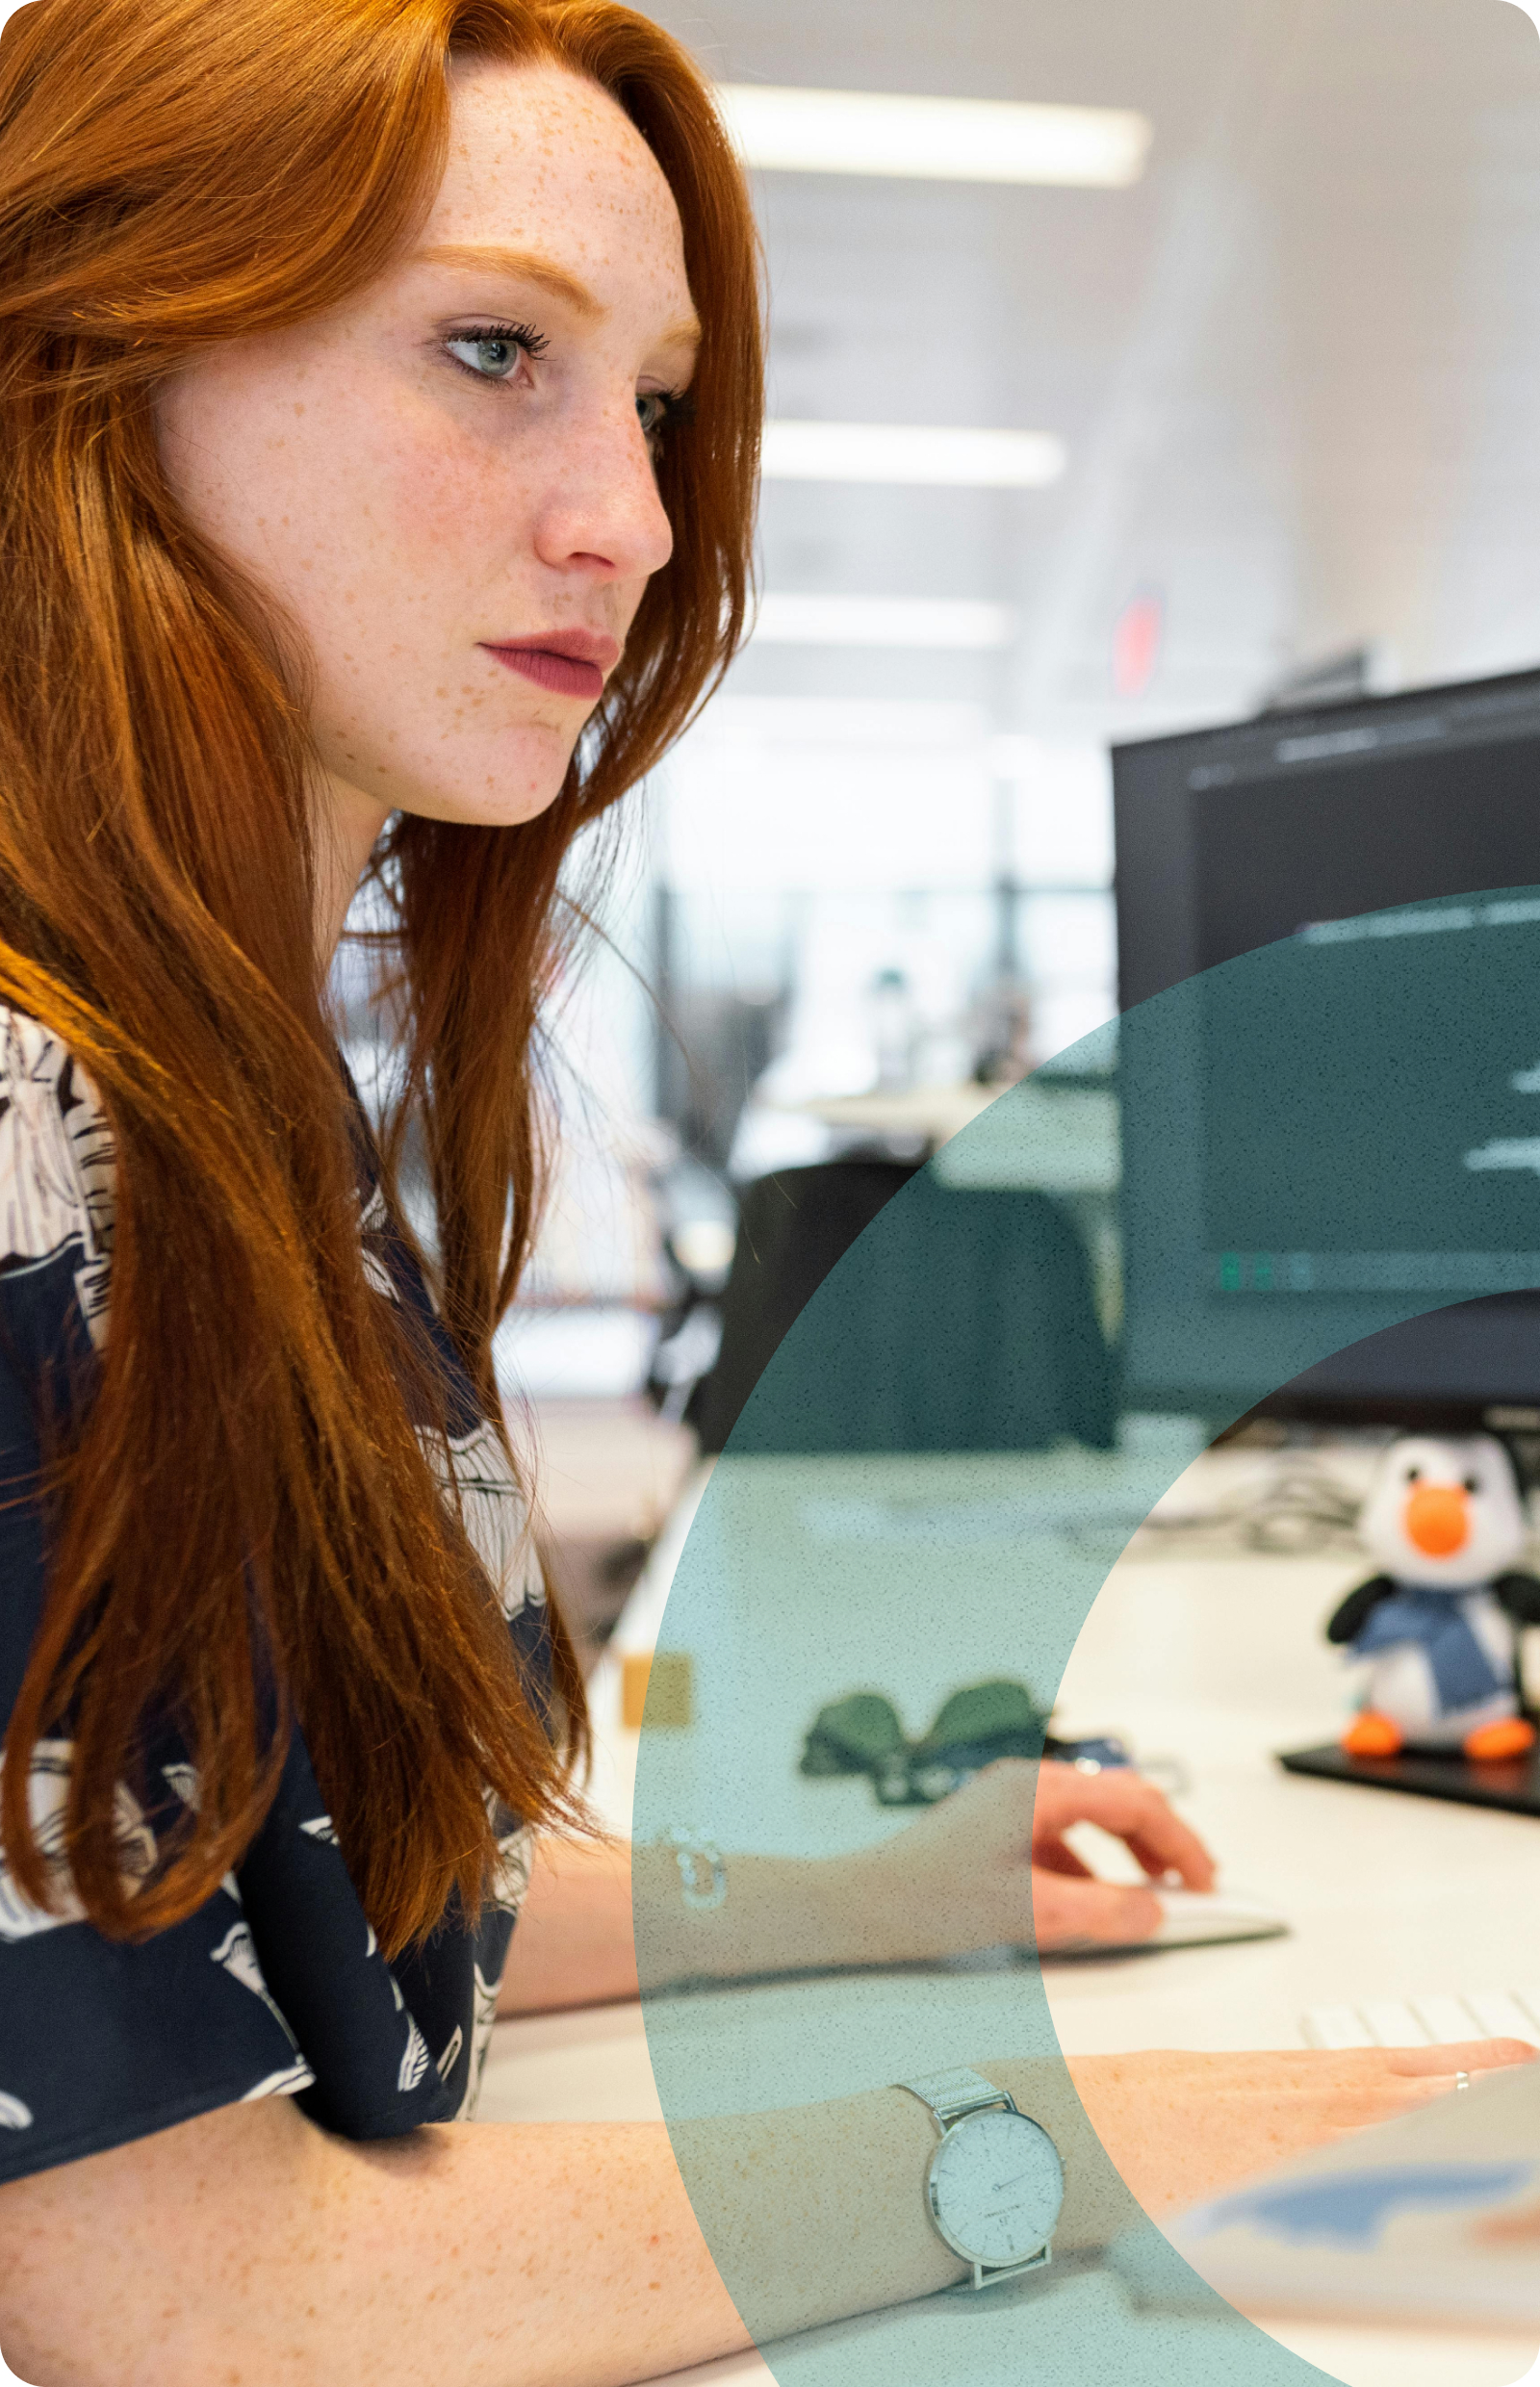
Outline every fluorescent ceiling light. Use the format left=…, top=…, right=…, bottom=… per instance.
left=761, top=419, right=1066, bottom=488
left=714, top=83, right=1152, bottom=187
left=751, top=594, right=1015, bottom=649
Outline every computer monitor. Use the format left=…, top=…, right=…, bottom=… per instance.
left=1112, top=662, right=1540, bottom=1431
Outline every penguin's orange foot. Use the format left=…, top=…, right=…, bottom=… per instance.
left=1342, top=1711, right=1403, bottom=1757
left=1463, top=1717, right=1537, bottom=1762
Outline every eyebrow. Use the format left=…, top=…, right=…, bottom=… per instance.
left=411, top=241, right=703, bottom=349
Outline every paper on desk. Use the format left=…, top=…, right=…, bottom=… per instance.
left=1123, top=2055, right=1540, bottom=2329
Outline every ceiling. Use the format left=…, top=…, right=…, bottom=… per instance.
left=640, top=0, right=1540, bottom=745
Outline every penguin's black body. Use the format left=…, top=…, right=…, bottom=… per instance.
left=1327, top=1570, right=1540, bottom=1648
left=1328, top=1433, right=1540, bottom=1761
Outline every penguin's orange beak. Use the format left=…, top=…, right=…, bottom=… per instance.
left=1404, top=1482, right=1471, bottom=1558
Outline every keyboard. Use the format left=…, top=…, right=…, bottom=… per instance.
left=1302, top=1989, right=1540, bottom=2048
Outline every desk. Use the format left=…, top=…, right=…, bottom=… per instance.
left=478, top=1447, right=1540, bottom=2387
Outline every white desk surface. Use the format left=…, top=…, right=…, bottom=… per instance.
left=477, top=1448, right=1540, bottom=2387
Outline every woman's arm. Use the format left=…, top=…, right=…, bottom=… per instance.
left=3, top=2039, right=1527, bottom=2387
left=498, top=1833, right=638, bottom=2014
left=500, top=1760, right=1216, bottom=2015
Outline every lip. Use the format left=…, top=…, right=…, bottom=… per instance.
left=481, top=628, right=620, bottom=702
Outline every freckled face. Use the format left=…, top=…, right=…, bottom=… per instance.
left=152, top=56, right=697, bottom=857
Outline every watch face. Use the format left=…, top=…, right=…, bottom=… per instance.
left=928, top=2110, right=1065, bottom=2270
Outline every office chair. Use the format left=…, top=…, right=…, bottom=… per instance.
left=687, top=1158, right=1116, bottom=1455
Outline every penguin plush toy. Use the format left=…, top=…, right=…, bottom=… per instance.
left=1328, top=1432, right=1540, bottom=1761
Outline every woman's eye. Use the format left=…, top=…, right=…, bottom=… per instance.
left=636, top=390, right=670, bottom=437
left=443, top=323, right=546, bottom=384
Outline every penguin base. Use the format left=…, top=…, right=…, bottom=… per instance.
left=1341, top=1710, right=1403, bottom=1758
left=1463, top=1716, right=1537, bottom=1762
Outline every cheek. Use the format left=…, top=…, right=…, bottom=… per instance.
left=367, top=419, right=492, bottom=565
left=298, top=441, right=540, bottom=718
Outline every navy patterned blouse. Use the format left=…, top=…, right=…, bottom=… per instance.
left=0, top=1008, right=551, bottom=2181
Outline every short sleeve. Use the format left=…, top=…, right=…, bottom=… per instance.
left=0, top=1014, right=324, bottom=2179
left=0, top=1012, right=474, bottom=2186
left=0, top=1012, right=549, bottom=2186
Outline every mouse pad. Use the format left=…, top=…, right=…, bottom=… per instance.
left=1277, top=1739, right=1540, bottom=1815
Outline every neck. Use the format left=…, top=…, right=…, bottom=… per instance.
left=313, top=774, right=393, bottom=970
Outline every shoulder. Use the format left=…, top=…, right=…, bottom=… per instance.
left=0, top=1007, right=116, bottom=1347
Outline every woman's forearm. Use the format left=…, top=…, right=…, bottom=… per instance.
left=0, top=2096, right=747, bottom=2387
left=5, top=2038, right=1507, bottom=2384
left=632, top=1838, right=907, bottom=1986
left=499, top=1833, right=639, bottom=2014
left=498, top=1835, right=910, bottom=2017
left=0, top=2056, right=1114, bottom=2387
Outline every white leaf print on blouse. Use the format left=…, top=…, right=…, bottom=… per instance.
left=487, top=1817, right=532, bottom=1918
left=455, top=1960, right=505, bottom=2122
left=0, top=1741, right=156, bottom=1941
left=358, top=1182, right=398, bottom=1303
left=161, top=1762, right=243, bottom=1904
left=355, top=1174, right=543, bottom=1623
left=240, top=2061, right=316, bottom=2103
left=398, top=2015, right=431, bottom=2094
left=209, top=1919, right=310, bottom=2074
left=0, top=2091, right=33, bottom=2129
left=421, top=1418, right=546, bottom=1623
left=0, top=1009, right=116, bottom=1348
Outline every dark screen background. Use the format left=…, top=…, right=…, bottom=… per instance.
left=1199, top=912, right=1540, bottom=1257
left=1193, top=738, right=1540, bottom=970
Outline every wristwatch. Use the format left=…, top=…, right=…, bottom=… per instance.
left=895, top=2066, right=1065, bottom=2290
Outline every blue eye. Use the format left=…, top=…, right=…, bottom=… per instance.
left=638, top=386, right=696, bottom=442
left=444, top=320, right=549, bottom=383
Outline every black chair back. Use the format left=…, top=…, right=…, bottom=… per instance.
left=687, top=1159, right=1116, bottom=1454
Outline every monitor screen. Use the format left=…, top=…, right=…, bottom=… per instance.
left=1113, top=664, right=1540, bottom=1427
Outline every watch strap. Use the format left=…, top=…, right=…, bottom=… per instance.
left=895, top=2066, right=1017, bottom=2131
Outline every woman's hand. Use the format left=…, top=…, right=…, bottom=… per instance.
left=1061, top=2039, right=1539, bottom=2220
left=513, top=1760, right=1216, bottom=2004
left=846, top=1757, right=1216, bottom=1964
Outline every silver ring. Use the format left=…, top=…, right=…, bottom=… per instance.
left=1455, top=2069, right=1472, bottom=2094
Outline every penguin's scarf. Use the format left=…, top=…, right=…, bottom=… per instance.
left=1353, top=1585, right=1508, bottom=1712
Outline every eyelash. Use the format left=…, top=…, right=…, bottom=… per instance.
left=442, top=317, right=695, bottom=439
left=444, top=318, right=551, bottom=379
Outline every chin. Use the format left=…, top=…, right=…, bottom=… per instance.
left=403, top=748, right=580, bottom=831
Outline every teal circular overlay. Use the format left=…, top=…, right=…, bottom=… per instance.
left=633, top=888, right=1540, bottom=2382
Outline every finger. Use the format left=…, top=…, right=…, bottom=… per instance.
left=1033, top=1769, right=1217, bottom=1891
left=1030, top=1838, right=1096, bottom=1881
left=1120, top=1832, right=1210, bottom=1885
left=1382, top=2037, right=1537, bottom=2075
left=1032, top=1871, right=1162, bottom=1950
left=1395, top=2072, right=1509, bottom=2111
left=1307, top=2074, right=1482, bottom=2135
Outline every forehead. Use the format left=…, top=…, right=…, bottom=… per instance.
left=420, top=55, right=691, bottom=314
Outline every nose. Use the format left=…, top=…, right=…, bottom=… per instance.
left=1403, top=1482, right=1471, bottom=1558
left=532, top=398, right=676, bottom=586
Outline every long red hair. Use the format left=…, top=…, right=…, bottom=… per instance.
left=0, top=0, right=762, bottom=1959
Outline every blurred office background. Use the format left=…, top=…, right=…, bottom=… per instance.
left=347, top=0, right=1540, bottom=1659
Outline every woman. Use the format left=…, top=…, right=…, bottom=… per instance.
left=0, top=2, right=1527, bottom=2380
